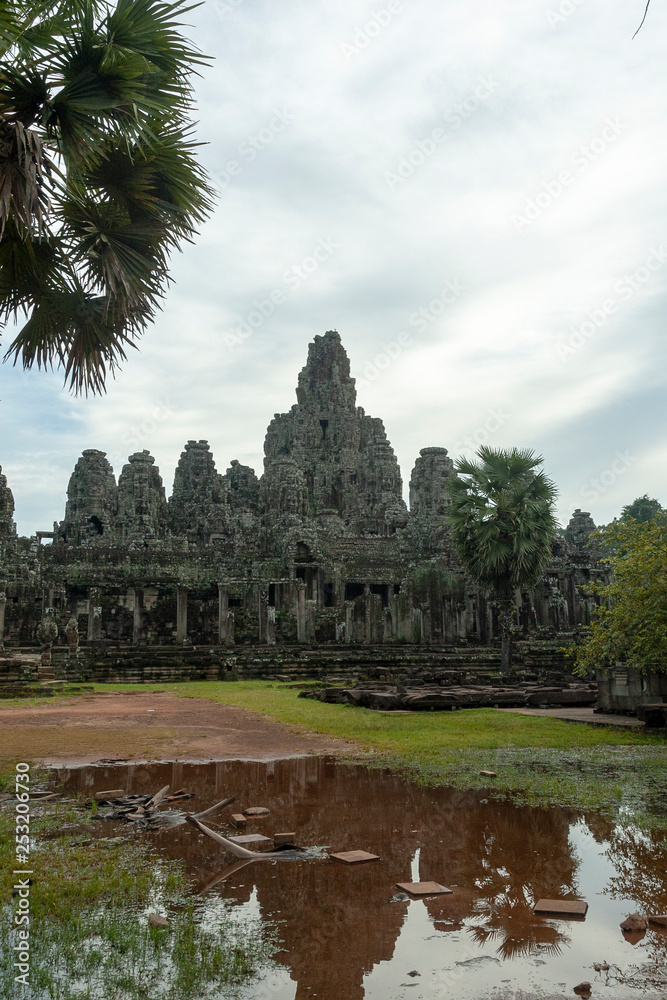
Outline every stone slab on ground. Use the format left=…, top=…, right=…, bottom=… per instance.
left=501, top=707, right=642, bottom=728
left=533, top=898, right=588, bottom=917
left=228, top=834, right=272, bottom=845
left=396, top=881, right=453, bottom=896
left=330, top=850, right=380, bottom=864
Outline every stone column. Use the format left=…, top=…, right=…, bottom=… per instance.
left=258, top=589, right=268, bottom=643
left=132, top=588, right=144, bottom=645
left=87, top=588, right=100, bottom=641
left=0, top=590, right=6, bottom=649
left=344, top=601, right=354, bottom=643
left=176, top=585, right=188, bottom=643
left=296, top=582, right=307, bottom=643
left=218, top=584, right=229, bottom=644
left=267, top=606, right=276, bottom=645
left=383, top=607, right=393, bottom=643
left=306, top=600, right=316, bottom=642
left=363, top=583, right=371, bottom=645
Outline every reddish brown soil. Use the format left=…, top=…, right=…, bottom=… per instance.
left=0, top=690, right=350, bottom=765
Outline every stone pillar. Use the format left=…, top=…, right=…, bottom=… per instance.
left=296, top=582, right=307, bottom=643
left=87, top=588, right=99, bottom=641
left=258, top=589, right=268, bottom=643
left=0, top=590, right=6, bottom=648
left=132, top=588, right=144, bottom=645
left=344, top=601, right=354, bottom=643
left=267, top=606, right=276, bottom=645
left=363, top=583, right=371, bottom=645
left=218, top=584, right=229, bottom=644
left=306, top=600, right=317, bottom=642
left=176, top=585, right=188, bottom=643
left=383, top=608, right=393, bottom=643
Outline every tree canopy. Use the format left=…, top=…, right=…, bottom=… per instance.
left=575, top=513, right=667, bottom=676
left=0, top=0, right=213, bottom=393
left=447, top=446, right=559, bottom=672
left=620, top=494, right=663, bottom=523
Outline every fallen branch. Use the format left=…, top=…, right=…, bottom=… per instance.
left=145, top=785, right=170, bottom=813
left=185, top=814, right=284, bottom=859
left=193, top=796, right=235, bottom=821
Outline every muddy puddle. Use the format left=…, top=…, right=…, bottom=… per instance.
left=56, top=757, right=667, bottom=1000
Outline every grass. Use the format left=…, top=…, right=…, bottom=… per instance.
left=0, top=770, right=277, bottom=999
left=78, top=680, right=667, bottom=823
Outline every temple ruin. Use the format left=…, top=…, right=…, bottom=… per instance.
left=0, top=331, right=604, bottom=685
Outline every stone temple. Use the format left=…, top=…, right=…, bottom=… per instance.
left=0, top=331, right=604, bottom=687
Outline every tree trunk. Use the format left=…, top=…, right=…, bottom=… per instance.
left=497, top=595, right=514, bottom=675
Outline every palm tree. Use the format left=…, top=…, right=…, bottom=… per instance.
left=447, top=446, right=559, bottom=673
left=0, top=0, right=214, bottom=394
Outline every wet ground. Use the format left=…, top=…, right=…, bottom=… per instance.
left=56, top=756, right=667, bottom=1000
left=0, top=691, right=349, bottom=763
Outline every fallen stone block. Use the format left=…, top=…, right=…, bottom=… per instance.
left=396, top=881, right=453, bottom=896
left=273, top=831, right=296, bottom=848
left=148, top=913, right=169, bottom=929
left=330, top=850, right=380, bottom=864
left=480, top=770, right=497, bottom=778
left=244, top=806, right=270, bottom=817
left=228, top=834, right=272, bottom=846
left=533, top=898, right=588, bottom=917
left=620, top=912, right=648, bottom=932
left=230, top=813, right=247, bottom=828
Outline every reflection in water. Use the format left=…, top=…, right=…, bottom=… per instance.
left=58, top=757, right=667, bottom=1000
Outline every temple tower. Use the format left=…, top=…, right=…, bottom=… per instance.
left=60, top=450, right=117, bottom=543
left=117, top=451, right=168, bottom=542
left=168, top=440, right=229, bottom=541
left=263, top=331, right=407, bottom=534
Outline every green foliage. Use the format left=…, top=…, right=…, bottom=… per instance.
left=574, top=512, right=667, bottom=676
left=0, top=0, right=214, bottom=393
left=446, top=446, right=559, bottom=596
left=620, top=493, right=663, bottom=523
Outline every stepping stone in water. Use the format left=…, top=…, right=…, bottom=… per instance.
left=396, top=881, right=454, bottom=897
left=244, top=806, right=270, bottom=817
left=533, top=898, right=588, bottom=917
left=228, top=834, right=272, bottom=845
left=330, top=850, right=380, bottom=864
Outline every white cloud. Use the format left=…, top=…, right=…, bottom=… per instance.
left=2, top=0, right=667, bottom=533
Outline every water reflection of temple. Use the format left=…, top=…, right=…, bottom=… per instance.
left=60, top=756, right=639, bottom=999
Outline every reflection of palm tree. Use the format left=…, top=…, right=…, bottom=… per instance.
left=452, top=805, right=580, bottom=959
left=469, top=902, right=570, bottom=959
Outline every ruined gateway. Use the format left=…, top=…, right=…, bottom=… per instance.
left=0, top=331, right=603, bottom=686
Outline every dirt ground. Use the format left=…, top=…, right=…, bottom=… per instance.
left=0, top=690, right=351, bottom=765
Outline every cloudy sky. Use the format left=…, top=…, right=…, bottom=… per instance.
left=2, top=0, right=667, bottom=536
